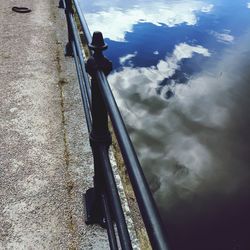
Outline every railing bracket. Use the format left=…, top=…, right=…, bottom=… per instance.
left=85, top=188, right=106, bottom=227
left=65, top=42, right=73, bottom=57
left=58, top=0, right=64, bottom=9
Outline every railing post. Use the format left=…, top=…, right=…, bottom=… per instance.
left=85, top=32, right=113, bottom=226
left=64, top=0, right=74, bottom=56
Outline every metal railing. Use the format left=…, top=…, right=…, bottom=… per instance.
left=59, top=0, right=170, bottom=249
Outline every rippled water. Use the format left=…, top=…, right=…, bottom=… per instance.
left=80, top=0, right=250, bottom=249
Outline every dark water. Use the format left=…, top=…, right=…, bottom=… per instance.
left=80, top=0, right=250, bottom=249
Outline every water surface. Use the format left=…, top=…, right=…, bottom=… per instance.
left=80, top=1, right=250, bottom=249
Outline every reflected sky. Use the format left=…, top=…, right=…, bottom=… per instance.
left=79, top=0, right=250, bottom=249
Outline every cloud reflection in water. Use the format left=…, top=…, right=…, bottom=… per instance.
left=85, top=1, right=213, bottom=41
left=82, top=0, right=250, bottom=248
left=108, top=33, right=250, bottom=249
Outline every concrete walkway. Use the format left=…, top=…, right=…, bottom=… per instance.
left=0, top=0, right=108, bottom=249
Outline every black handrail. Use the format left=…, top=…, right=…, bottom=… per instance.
left=61, top=0, right=170, bottom=249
